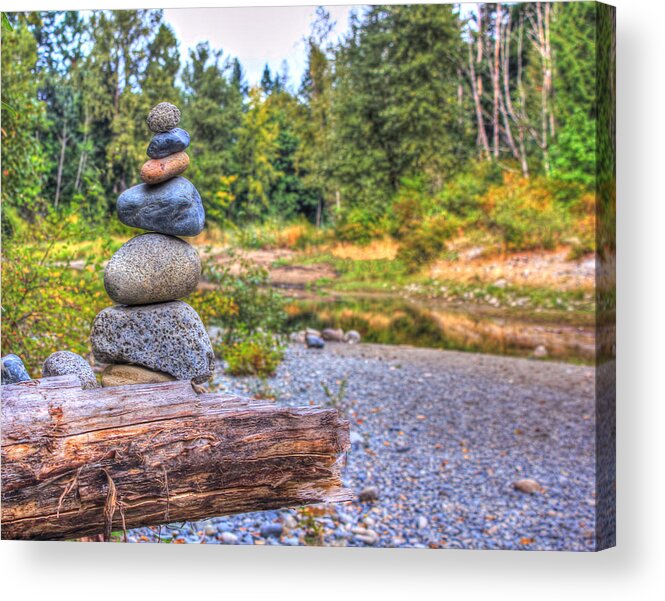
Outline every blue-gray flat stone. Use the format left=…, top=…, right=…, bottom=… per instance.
left=1, top=354, right=31, bottom=384
left=42, top=350, right=99, bottom=390
left=90, top=301, right=215, bottom=383
left=117, top=177, right=205, bottom=237
left=147, top=128, right=190, bottom=159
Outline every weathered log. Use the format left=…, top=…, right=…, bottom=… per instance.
left=1, top=375, right=351, bottom=541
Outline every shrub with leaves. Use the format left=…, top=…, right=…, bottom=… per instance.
left=483, top=174, right=570, bottom=251
left=1, top=213, right=111, bottom=376
left=223, top=330, right=285, bottom=377
left=189, top=250, right=287, bottom=377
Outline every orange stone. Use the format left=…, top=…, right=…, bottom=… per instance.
left=140, top=151, right=189, bottom=184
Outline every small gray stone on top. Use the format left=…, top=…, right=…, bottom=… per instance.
left=146, top=102, right=181, bottom=133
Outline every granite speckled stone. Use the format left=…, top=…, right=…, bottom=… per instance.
left=91, top=301, right=215, bottom=383
left=42, top=350, right=99, bottom=389
left=117, top=176, right=205, bottom=237
left=102, top=364, right=176, bottom=387
left=1, top=354, right=31, bottom=385
left=146, top=102, right=181, bottom=133
left=140, top=151, right=189, bottom=184
left=147, top=128, right=190, bottom=159
left=104, top=233, right=201, bottom=305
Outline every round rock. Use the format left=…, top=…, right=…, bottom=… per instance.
left=147, top=128, right=190, bottom=159
left=140, top=151, right=189, bottom=184
left=91, top=301, right=215, bottom=383
left=1, top=354, right=31, bottom=385
left=104, top=233, right=201, bottom=305
left=42, top=351, right=99, bottom=390
left=117, top=177, right=205, bottom=237
left=146, top=102, right=181, bottom=133
left=102, top=364, right=176, bottom=387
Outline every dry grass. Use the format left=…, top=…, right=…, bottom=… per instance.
left=429, top=246, right=595, bottom=291
left=330, top=238, right=399, bottom=261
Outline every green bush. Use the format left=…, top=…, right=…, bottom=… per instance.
left=484, top=174, right=569, bottom=251
left=189, top=250, right=287, bottom=377
left=396, top=213, right=457, bottom=272
left=334, top=206, right=384, bottom=244
left=223, top=330, right=285, bottom=377
left=1, top=212, right=111, bottom=375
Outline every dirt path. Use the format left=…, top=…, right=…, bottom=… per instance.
left=202, top=244, right=595, bottom=291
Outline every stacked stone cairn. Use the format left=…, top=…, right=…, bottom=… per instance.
left=90, top=102, right=215, bottom=387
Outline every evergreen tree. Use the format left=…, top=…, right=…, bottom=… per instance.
left=182, top=42, right=244, bottom=225
left=1, top=13, right=48, bottom=232
left=233, top=87, right=281, bottom=220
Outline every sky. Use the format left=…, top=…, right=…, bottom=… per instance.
left=163, top=5, right=362, bottom=89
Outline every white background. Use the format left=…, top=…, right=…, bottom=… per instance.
left=1, top=1, right=663, bottom=599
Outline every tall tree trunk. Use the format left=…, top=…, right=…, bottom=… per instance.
left=54, top=122, right=69, bottom=209
left=501, top=10, right=529, bottom=176
left=516, top=13, right=530, bottom=176
left=468, top=41, right=490, bottom=160
left=492, top=4, right=503, bottom=158
left=74, top=108, right=90, bottom=193
left=535, top=1, right=552, bottom=173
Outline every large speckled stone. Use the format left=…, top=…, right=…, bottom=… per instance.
left=1, top=354, right=31, bottom=384
left=147, top=128, right=190, bottom=159
left=91, top=301, right=215, bottom=383
left=42, top=351, right=99, bottom=390
left=117, top=177, right=205, bottom=237
left=104, top=233, right=201, bottom=305
left=102, top=364, right=175, bottom=387
left=140, top=151, right=189, bottom=184
left=146, top=102, right=181, bottom=133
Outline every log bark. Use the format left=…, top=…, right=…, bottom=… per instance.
left=1, top=375, right=351, bottom=541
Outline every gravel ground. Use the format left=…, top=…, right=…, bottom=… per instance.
left=129, top=343, right=598, bottom=551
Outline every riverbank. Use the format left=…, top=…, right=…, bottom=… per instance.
left=128, top=342, right=598, bottom=550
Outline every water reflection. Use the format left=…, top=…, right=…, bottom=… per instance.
left=285, top=293, right=595, bottom=363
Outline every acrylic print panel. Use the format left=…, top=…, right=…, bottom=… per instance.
left=0, top=2, right=615, bottom=551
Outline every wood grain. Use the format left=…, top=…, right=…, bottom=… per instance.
left=1, top=375, right=351, bottom=540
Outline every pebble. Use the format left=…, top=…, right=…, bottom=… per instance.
left=260, top=523, right=283, bottom=538
left=533, top=345, right=548, bottom=358
left=140, top=151, right=189, bottom=184
left=1, top=354, right=31, bottom=385
left=101, top=364, right=175, bottom=387
left=91, top=301, right=215, bottom=383
left=283, top=515, right=298, bottom=529
left=117, top=176, right=204, bottom=237
left=219, top=532, right=238, bottom=544
left=147, top=128, right=190, bottom=159
left=344, top=330, right=361, bottom=344
left=42, top=351, right=99, bottom=389
left=104, top=233, right=201, bottom=305
left=349, top=430, right=364, bottom=446
left=305, top=334, right=325, bottom=349
left=513, top=478, right=543, bottom=494
left=358, top=485, right=379, bottom=502
left=146, top=102, right=181, bottom=133
left=321, top=328, right=344, bottom=342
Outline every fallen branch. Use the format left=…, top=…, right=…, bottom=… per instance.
left=1, top=375, right=351, bottom=541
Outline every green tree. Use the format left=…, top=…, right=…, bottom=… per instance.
left=233, top=87, right=281, bottom=220
left=1, top=13, right=48, bottom=233
left=182, top=42, right=244, bottom=226
left=550, top=2, right=597, bottom=186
